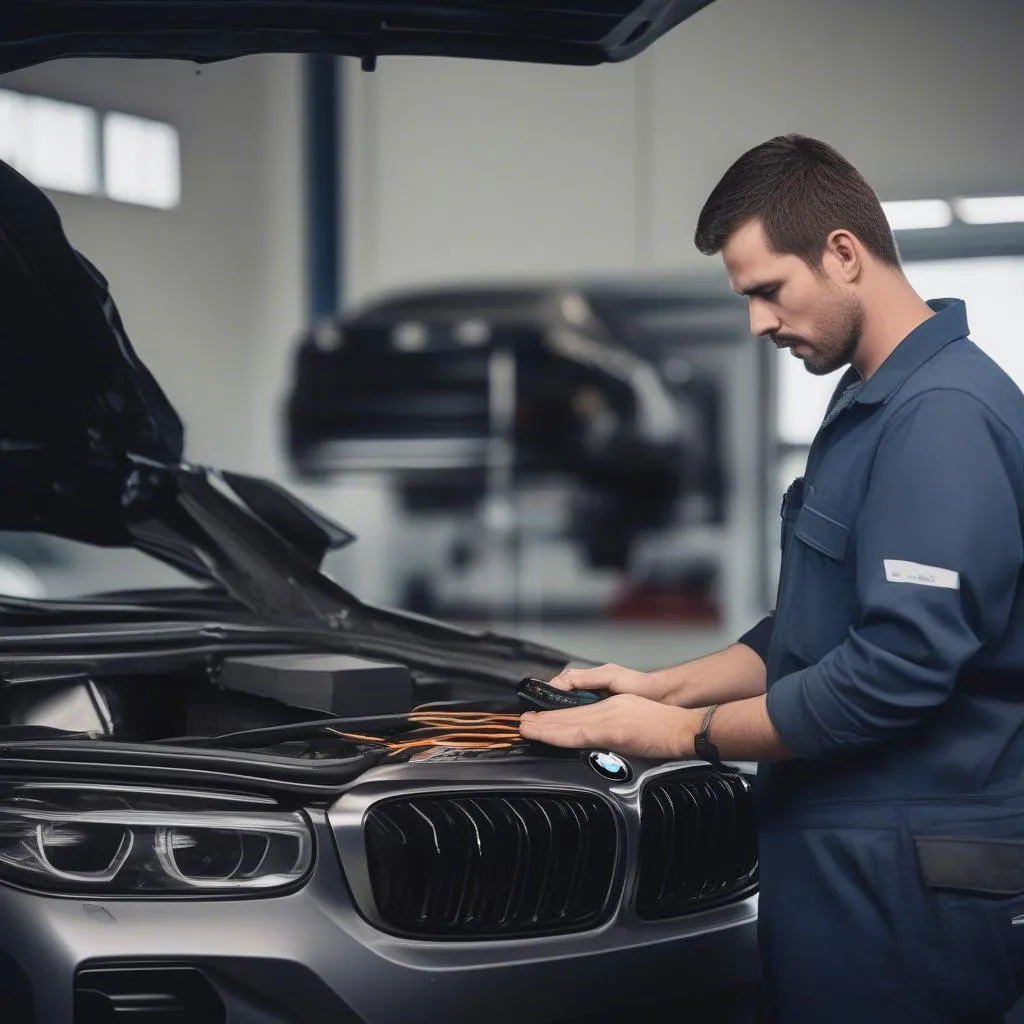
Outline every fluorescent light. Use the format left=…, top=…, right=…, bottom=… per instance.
left=103, top=112, right=181, bottom=209
left=881, top=199, right=953, bottom=231
left=953, top=195, right=1024, bottom=225
left=0, top=89, right=99, bottom=196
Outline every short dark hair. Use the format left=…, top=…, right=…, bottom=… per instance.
left=694, top=134, right=900, bottom=268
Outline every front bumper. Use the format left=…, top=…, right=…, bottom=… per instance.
left=0, top=760, right=761, bottom=1024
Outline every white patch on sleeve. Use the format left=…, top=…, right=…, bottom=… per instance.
left=883, top=559, right=960, bottom=590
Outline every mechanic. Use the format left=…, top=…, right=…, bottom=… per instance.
left=518, top=135, right=1024, bottom=1023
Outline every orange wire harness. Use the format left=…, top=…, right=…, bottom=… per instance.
left=327, top=707, right=525, bottom=757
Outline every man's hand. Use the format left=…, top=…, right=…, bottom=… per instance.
left=548, top=663, right=678, bottom=703
left=519, top=692, right=795, bottom=763
left=518, top=694, right=701, bottom=760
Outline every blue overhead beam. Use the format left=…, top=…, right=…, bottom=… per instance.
left=305, top=54, right=342, bottom=320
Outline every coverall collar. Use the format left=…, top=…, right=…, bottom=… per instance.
left=854, top=297, right=969, bottom=406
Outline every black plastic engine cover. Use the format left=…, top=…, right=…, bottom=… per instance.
left=218, top=653, right=413, bottom=718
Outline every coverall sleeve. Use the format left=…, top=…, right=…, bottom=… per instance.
left=738, top=614, right=774, bottom=663
left=766, top=389, right=1024, bottom=761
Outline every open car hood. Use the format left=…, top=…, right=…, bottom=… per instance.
left=0, top=157, right=185, bottom=546
left=0, top=0, right=716, bottom=71
left=0, top=157, right=354, bottom=581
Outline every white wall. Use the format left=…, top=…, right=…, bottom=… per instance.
left=342, top=55, right=641, bottom=300
left=343, top=0, right=1024, bottom=298
left=0, top=55, right=306, bottom=476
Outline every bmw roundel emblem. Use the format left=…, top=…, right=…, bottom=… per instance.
left=588, top=750, right=631, bottom=782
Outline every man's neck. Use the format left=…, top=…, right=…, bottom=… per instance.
left=852, top=275, right=935, bottom=380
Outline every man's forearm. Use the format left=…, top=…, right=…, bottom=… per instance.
left=649, top=643, right=767, bottom=709
left=704, top=694, right=792, bottom=762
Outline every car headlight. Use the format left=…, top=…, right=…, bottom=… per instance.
left=0, top=785, right=313, bottom=895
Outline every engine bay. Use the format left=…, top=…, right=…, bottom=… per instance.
left=0, top=646, right=544, bottom=770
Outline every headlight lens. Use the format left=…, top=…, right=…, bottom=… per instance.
left=0, top=785, right=313, bottom=895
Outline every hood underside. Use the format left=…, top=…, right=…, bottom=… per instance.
left=0, top=1, right=716, bottom=71
left=0, top=157, right=185, bottom=544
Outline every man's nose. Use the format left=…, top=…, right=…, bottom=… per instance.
left=748, top=301, right=781, bottom=338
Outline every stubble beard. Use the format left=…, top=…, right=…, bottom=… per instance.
left=800, top=294, right=864, bottom=376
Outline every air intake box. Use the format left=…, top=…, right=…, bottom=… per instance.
left=218, top=654, right=412, bottom=718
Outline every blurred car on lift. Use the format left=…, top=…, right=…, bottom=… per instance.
left=0, top=3, right=763, bottom=1024
left=285, top=280, right=745, bottom=622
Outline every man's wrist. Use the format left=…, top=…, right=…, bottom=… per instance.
left=670, top=706, right=702, bottom=759
left=693, top=703, right=722, bottom=764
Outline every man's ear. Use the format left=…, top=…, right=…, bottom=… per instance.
left=824, top=229, right=862, bottom=283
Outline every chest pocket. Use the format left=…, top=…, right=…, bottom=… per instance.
left=794, top=495, right=851, bottom=562
left=781, top=489, right=859, bottom=664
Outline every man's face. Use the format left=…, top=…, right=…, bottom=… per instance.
left=722, top=220, right=863, bottom=376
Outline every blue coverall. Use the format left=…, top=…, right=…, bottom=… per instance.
left=740, top=299, right=1024, bottom=1022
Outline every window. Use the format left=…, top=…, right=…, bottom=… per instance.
left=104, top=112, right=181, bottom=210
left=0, top=89, right=180, bottom=210
left=0, top=91, right=99, bottom=196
